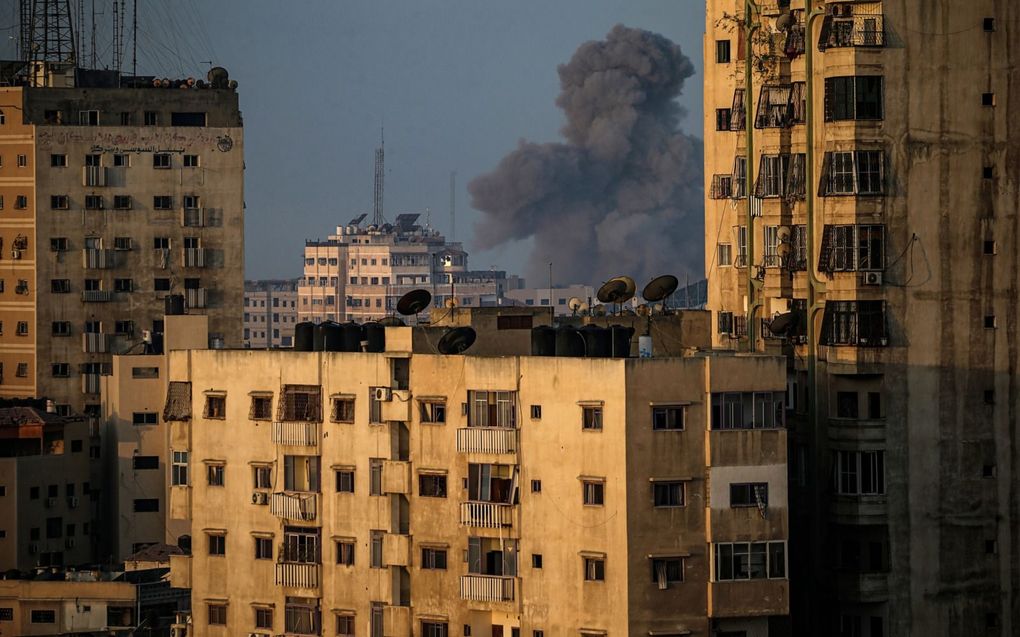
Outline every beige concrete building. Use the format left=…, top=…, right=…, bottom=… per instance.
left=503, top=285, right=597, bottom=316
left=0, top=577, right=136, bottom=635
left=245, top=280, right=299, bottom=348
left=703, top=1, right=1018, bottom=634
left=0, top=404, right=99, bottom=571
left=0, top=62, right=244, bottom=415
left=299, top=217, right=523, bottom=323
left=165, top=311, right=790, bottom=636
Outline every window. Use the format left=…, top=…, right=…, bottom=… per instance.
left=370, top=531, right=384, bottom=568
left=16, top=363, right=27, bottom=377
left=279, top=385, right=322, bottom=421
left=825, top=76, right=883, bottom=121
left=532, top=554, right=543, bottom=569
left=134, top=498, right=159, bottom=512
left=250, top=394, right=273, bottom=420
left=184, top=154, right=200, bottom=167
left=419, top=400, right=446, bottom=424
left=582, top=480, right=605, bottom=506
left=531, top=479, right=542, bottom=493
left=583, top=556, right=606, bottom=581
left=171, top=451, right=189, bottom=486
left=652, top=405, right=684, bottom=430
left=171, top=112, right=207, bottom=126
left=0, top=607, right=12, bottom=620
left=370, top=459, right=383, bottom=495
left=205, top=395, right=226, bottom=419
left=496, top=314, right=533, bottom=330
left=730, top=88, right=746, bottom=131
left=16, top=154, right=27, bottom=167
left=467, top=390, right=517, bottom=428
left=730, top=482, right=768, bottom=507
left=51, top=154, right=67, bottom=167
left=32, top=610, right=56, bottom=624
left=714, top=541, right=786, bottom=580
left=207, top=464, right=225, bottom=486
left=421, top=546, right=448, bottom=569
left=834, top=450, right=885, bottom=495
left=651, top=558, right=685, bottom=588
left=835, top=391, right=859, bottom=418
left=820, top=301, right=888, bottom=346
left=208, top=533, right=226, bottom=556
left=154, top=278, right=171, bottom=291
left=336, top=615, right=355, bottom=636
left=113, top=195, right=132, bottom=209
left=183, top=195, right=200, bottom=209
left=144, top=111, right=158, bottom=125
left=530, top=405, right=542, bottom=419
left=84, top=195, right=103, bottom=210
left=867, top=392, right=882, bottom=419
left=335, top=469, right=355, bottom=493
left=15, top=195, right=27, bottom=209
left=113, top=153, right=129, bottom=166
left=331, top=396, right=355, bottom=422
left=652, top=481, right=685, bottom=507
left=711, top=392, right=785, bottom=429
left=717, top=243, right=733, bottom=266
left=582, top=405, right=603, bottom=430
left=255, top=537, right=273, bottom=560
left=132, top=412, right=158, bottom=425
left=50, top=237, right=69, bottom=251
left=252, top=465, right=272, bottom=489
left=78, top=110, right=99, bottom=125
left=51, top=195, right=69, bottom=209
left=52, top=363, right=70, bottom=377
left=422, top=622, right=448, bottom=637
left=114, top=278, right=133, bottom=292
left=419, top=473, right=447, bottom=498
left=207, top=603, right=226, bottom=625
left=153, top=196, right=173, bottom=209
left=133, top=456, right=159, bottom=470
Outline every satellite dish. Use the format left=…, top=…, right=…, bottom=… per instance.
left=642, top=275, right=679, bottom=303
left=592, top=305, right=607, bottom=317
left=437, top=327, right=476, bottom=355
left=578, top=302, right=590, bottom=315
left=445, top=298, right=459, bottom=309
left=636, top=304, right=650, bottom=317
left=768, top=311, right=800, bottom=335
left=775, top=12, right=794, bottom=32
left=597, top=276, right=636, bottom=304
left=397, top=289, right=432, bottom=316
left=378, top=316, right=405, bottom=327
left=568, top=297, right=583, bottom=312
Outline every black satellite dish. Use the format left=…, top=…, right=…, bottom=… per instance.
left=437, top=327, right=477, bottom=355
left=596, top=276, right=636, bottom=304
left=378, top=316, right=405, bottom=327
left=397, top=289, right=432, bottom=316
left=642, top=275, right=679, bottom=303
left=767, top=311, right=799, bottom=336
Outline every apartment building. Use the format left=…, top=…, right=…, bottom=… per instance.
left=245, top=280, right=299, bottom=348
left=503, top=285, right=597, bottom=315
left=0, top=403, right=99, bottom=571
left=299, top=216, right=523, bottom=323
left=0, top=61, right=244, bottom=414
left=703, top=1, right=1018, bottom=635
left=0, top=577, right=136, bottom=636
left=165, top=313, right=790, bottom=636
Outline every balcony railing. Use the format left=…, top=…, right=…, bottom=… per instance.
left=82, top=248, right=115, bottom=269
left=271, top=492, right=317, bottom=521
left=272, top=421, right=319, bottom=446
left=81, top=373, right=101, bottom=395
left=457, top=428, right=517, bottom=454
left=81, top=290, right=114, bottom=302
left=82, top=332, right=109, bottom=353
left=460, top=501, right=513, bottom=528
left=275, top=561, right=320, bottom=588
left=459, top=575, right=515, bottom=602
left=185, top=288, right=207, bottom=309
left=182, top=248, right=207, bottom=268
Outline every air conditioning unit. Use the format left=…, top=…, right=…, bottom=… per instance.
left=45, top=497, right=57, bottom=508
left=11, top=249, right=22, bottom=260
left=374, top=387, right=392, bottom=402
left=252, top=491, right=269, bottom=505
left=862, top=271, right=883, bottom=286
left=67, top=496, right=79, bottom=508
left=65, top=538, right=75, bottom=549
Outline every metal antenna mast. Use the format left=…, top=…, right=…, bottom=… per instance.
left=372, top=128, right=386, bottom=226
left=132, top=0, right=137, bottom=77
left=21, top=0, right=77, bottom=66
left=449, top=171, right=456, bottom=241
left=112, top=0, right=120, bottom=72
left=19, top=0, right=33, bottom=61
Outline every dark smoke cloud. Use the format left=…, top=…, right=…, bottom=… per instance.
left=469, top=24, right=704, bottom=287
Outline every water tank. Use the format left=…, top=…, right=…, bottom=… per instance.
left=340, top=322, right=363, bottom=352
left=580, top=325, right=612, bottom=357
left=320, top=321, right=344, bottom=351
left=294, top=322, right=315, bottom=351
left=164, top=294, right=185, bottom=316
left=530, top=326, right=556, bottom=356
left=364, top=322, right=386, bottom=352
left=639, top=335, right=653, bottom=358
left=610, top=325, right=635, bottom=358
left=555, top=325, right=585, bottom=357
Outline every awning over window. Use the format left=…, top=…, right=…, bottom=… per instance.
left=162, top=381, right=192, bottom=421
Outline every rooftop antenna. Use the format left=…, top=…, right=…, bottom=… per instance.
left=642, top=275, right=679, bottom=314
left=112, top=0, right=121, bottom=74
left=372, top=126, right=386, bottom=226
left=596, top=276, right=636, bottom=316
left=449, top=171, right=456, bottom=241
left=21, top=1, right=78, bottom=74
left=132, top=0, right=137, bottom=77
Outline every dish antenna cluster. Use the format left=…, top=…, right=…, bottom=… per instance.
left=596, top=274, right=680, bottom=315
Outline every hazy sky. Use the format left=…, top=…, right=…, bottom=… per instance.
left=4, top=1, right=706, bottom=282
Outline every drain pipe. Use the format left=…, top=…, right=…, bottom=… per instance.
left=744, top=0, right=762, bottom=352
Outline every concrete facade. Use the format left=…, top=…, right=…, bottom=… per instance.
left=703, top=1, right=1020, bottom=634
left=0, top=68, right=243, bottom=414
left=0, top=578, right=136, bottom=636
left=244, top=279, right=299, bottom=348
left=165, top=323, right=789, bottom=636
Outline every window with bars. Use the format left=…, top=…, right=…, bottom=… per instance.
left=754, top=83, right=805, bottom=128
left=330, top=396, right=355, bottom=423
left=284, top=598, right=320, bottom=636
left=820, top=151, right=885, bottom=196
left=820, top=300, right=888, bottom=346
left=731, top=157, right=747, bottom=199
left=819, top=225, right=885, bottom=273
left=278, top=385, right=322, bottom=421
left=249, top=394, right=273, bottom=420
left=819, top=13, right=885, bottom=49
left=715, top=108, right=731, bottom=131
left=204, top=394, right=226, bottom=419
left=709, top=174, right=733, bottom=199
left=788, top=225, right=808, bottom=270
left=729, top=89, right=746, bottom=130
left=824, top=76, right=884, bottom=121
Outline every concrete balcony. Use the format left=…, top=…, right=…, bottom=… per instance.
left=383, top=606, right=411, bottom=637
left=460, top=501, right=513, bottom=529
left=182, top=248, right=207, bottom=268
left=382, top=460, right=410, bottom=494
left=82, top=248, right=116, bottom=269
left=383, top=533, right=411, bottom=567
left=81, top=332, right=109, bottom=353
left=460, top=575, right=515, bottom=602
left=169, top=485, right=191, bottom=521
left=271, top=492, right=317, bottom=522
left=708, top=579, right=789, bottom=618
left=275, top=561, right=320, bottom=589
left=169, top=553, right=191, bottom=588
left=457, top=427, right=517, bottom=454
left=81, top=290, right=114, bottom=302
left=835, top=572, right=890, bottom=603
left=829, top=496, right=888, bottom=525
left=185, top=288, right=207, bottom=309
left=708, top=428, right=786, bottom=467
left=272, top=421, right=319, bottom=447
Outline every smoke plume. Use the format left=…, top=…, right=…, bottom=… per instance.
left=470, top=24, right=704, bottom=287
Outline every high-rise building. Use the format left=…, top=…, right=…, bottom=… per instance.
left=299, top=216, right=523, bottom=323
left=0, top=61, right=244, bottom=415
left=703, top=1, right=1018, bottom=634
left=245, top=280, right=299, bottom=348
left=165, top=310, right=791, bottom=636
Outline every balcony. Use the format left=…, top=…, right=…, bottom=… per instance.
left=272, top=421, right=319, bottom=446
left=383, top=606, right=411, bottom=637
left=81, top=290, right=114, bottom=302
left=275, top=561, right=320, bottom=588
left=709, top=579, right=789, bottom=617
left=82, top=332, right=109, bottom=353
left=185, top=288, right=207, bottom=309
left=81, top=373, right=101, bottom=395
left=459, top=575, right=515, bottom=602
left=382, top=533, right=411, bottom=567
left=457, top=427, right=517, bottom=454
left=182, top=248, right=207, bottom=268
left=382, top=461, right=411, bottom=494
left=82, top=165, right=107, bottom=187
left=271, top=492, right=317, bottom=521
left=460, top=501, right=513, bottom=529
left=82, top=248, right=116, bottom=269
